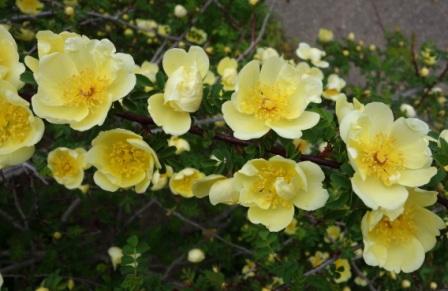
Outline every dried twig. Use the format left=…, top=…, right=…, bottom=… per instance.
left=61, top=197, right=81, bottom=223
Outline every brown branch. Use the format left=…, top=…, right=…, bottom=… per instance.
left=411, top=33, right=420, bottom=76
left=115, top=111, right=340, bottom=169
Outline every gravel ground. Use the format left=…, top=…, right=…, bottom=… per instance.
left=268, top=0, right=448, bottom=48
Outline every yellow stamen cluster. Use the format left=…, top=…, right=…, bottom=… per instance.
left=0, top=99, right=31, bottom=146
left=64, top=70, right=110, bottom=107
left=242, top=83, right=292, bottom=122
left=356, top=134, right=404, bottom=185
left=370, top=208, right=416, bottom=244
left=107, top=141, right=150, bottom=179
left=252, top=163, right=295, bottom=209
left=49, top=151, right=78, bottom=178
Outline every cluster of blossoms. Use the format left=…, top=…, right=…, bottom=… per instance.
left=1, top=19, right=447, bottom=280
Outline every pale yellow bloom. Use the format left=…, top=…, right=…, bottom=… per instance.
left=204, top=70, right=217, bottom=85
left=362, top=188, right=444, bottom=273
left=400, top=103, right=416, bottom=117
left=296, top=62, right=324, bottom=80
left=87, top=129, right=160, bottom=193
left=168, top=135, right=190, bottom=154
left=169, top=168, right=205, bottom=198
left=48, top=147, right=89, bottom=189
left=325, top=225, right=342, bottom=242
left=347, top=32, right=355, bottom=41
left=16, top=0, right=43, bottom=15
left=0, top=26, right=26, bottom=89
left=151, top=165, right=173, bottom=191
left=187, top=248, right=205, bottom=263
left=419, top=67, right=430, bottom=77
left=148, top=46, right=209, bottom=135
left=318, top=28, right=334, bottom=43
left=193, top=174, right=239, bottom=204
left=222, top=56, right=322, bottom=140
left=439, top=129, right=448, bottom=145
left=421, top=48, right=437, bottom=66
left=30, top=32, right=136, bottom=131
left=323, top=74, right=346, bottom=101
left=174, top=4, right=187, bottom=18
left=254, top=47, right=279, bottom=62
left=284, top=217, right=298, bottom=235
left=337, top=98, right=436, bottom=210
left=296, top=43, right=329, bottom=68
left=0, top=81, right=44, bottom=169
left=64, top=6, right=75, bottom=16
left=249, top=0, right=259, bottom=5
left=334, top=258, right=351, bottom=283
left=16, top=28, right=35, bottom=42
left=293, top=138, right=312, bottom=154
left=401, top=280, right=411, bottom=288
left=135, top=19, right=157, bottom=37
left=157, top=25, right=171, bottom=37
left=430, top=282, right=438, bottom=289
left=233, top=156, right=328, bottom=231
left=186, top=27, right=207, bottom=45
left=242, top=259, right=256, bottom=278
left=136, top=61, right=159, bottom=83
left=217, top=57, right=238, bottom=91
left=108, top=246, right=123, bottom=270
left=35, top=288, right=49, bottom=291
left=309, top=251, right=329, bottom=267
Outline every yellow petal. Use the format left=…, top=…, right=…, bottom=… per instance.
left=221, top=101, right=269, bottom=140
left=267, top=111, right=320, bottom=139
left=209, top=178, right=240, bottom=205
left=147, top=93, right=191, bottom=135
left=397, top=167, right=437, bottom=187
left=192, top=174, right=226, bottom=198
left=162, top=48, right=188, bottom=76
left=0, top=146, right=34, bottom=168
left=94, top=171, right=119, bottom=192
left=247, top=205, right=294, bottom=232
left=351, top=174, right=408, bottom=210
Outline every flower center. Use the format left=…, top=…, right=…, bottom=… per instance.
left=51, top=152, right=78, bottom=178
left=241, top=82, right=293, bottom=122
left=252, top=163, right=295, bottom=209
left=0, top=100, right=31, bottom=147
left=64, top=70, right=110, bottom=108
left=107, top=141, right=150, bottom=179
left=370, top=207, right=416, bottom=244
left=355, top=133, right=404, bottom=185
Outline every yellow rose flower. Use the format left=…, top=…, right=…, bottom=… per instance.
left=47, top=147, right=89, bottom=189
left=30, top=32, right=136, bottom=131
left=296, top=43, right=329, bottom=68
left=151, top=165, right=173, bottom=191
left=0, top=26, right=26, bottom=89
left=204, top=70, right=217, bottom=85
left=186, top=27, right=207, bottom=45
left=234, top=156, right=328, bottom=231
left=167, top=135, right=190, bottom=154
left=16, top=0, right=43, bottom=15
left=295, top=62, right=324, bottom=80
left=318, top=28, right=334, bottom=43
left=337, top=99, right=436, bottom=210
left=0, top=81, right=44, bottom=169
left=308, top=251, right=329, bottom=267
left=325, top=225, right=342, bottom=242
left=334, top=259, right=351, bottom=283
left=136, top=61, right=159, bottom=83
left=169, top=167, right=205, bottom=198
left=222, top=56, right=322, bottom=140
left=323, top=74, right=346, bottom=101
left=217, top=57, right=238, bottom=91
left=147, top=46, right=209, bottom=135
left=87, top=129, right=160, bottom=193
left=362, top=188, right=445, bottom=273
left=254, top=47, right=279, bottom=62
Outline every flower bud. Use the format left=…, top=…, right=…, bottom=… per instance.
left=108, top=246, right=123, bottom=270
left=174, top=4, right=187, bottom=18
left=188, top=248, right=205, bottom=263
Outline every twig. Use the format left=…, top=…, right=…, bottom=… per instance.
left=162, top=254, right=185, bottom=280
left=0, top=208, right=25, bottom=231
left=153, top=199, right=253, bottom=255
left=303, top=255, right=338, bottom=277
left=23, top=163, right=48, bottom=185
left=1, top=11, right=54, bottom=23
left=368, top=0, right=385, bottom=34
left=0, top=256, right=43, bottom=273
left=61, top=197, right=81, bottom=223
left=236, top=0, right=276, bottom=61
left=12, top=187, right=29, bottom=229
left=351, top=259, right=378, bottom=291
left=411, top=34, right=420, bottom=76
left=123, top=198, right=156, bottom=227
left=115, top=111, right=340, bottom=169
